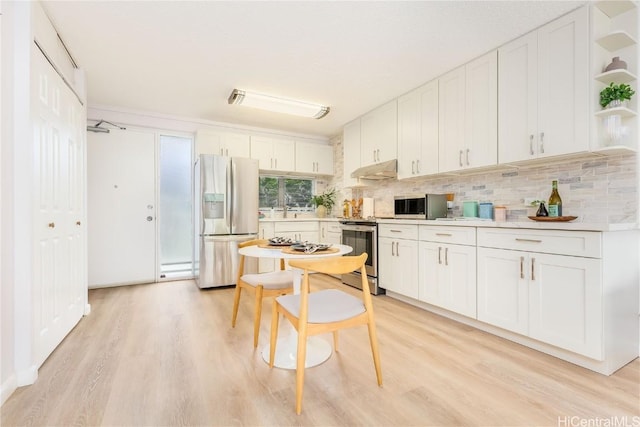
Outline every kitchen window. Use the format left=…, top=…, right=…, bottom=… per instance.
left=259, top=176, right=314, bottom=211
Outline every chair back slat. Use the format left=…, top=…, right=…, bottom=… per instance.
left=288, top=253, right=368, bottom=275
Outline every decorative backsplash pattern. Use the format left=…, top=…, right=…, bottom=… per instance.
left=329, top=135, right=638, bottom=224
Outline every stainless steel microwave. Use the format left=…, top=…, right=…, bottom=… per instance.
left=394, top=194, right=447, bottom=219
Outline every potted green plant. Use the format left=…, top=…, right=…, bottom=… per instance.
left=599, top=82, right=635, bottom=109
left=310, top=187, right=337, bottom=218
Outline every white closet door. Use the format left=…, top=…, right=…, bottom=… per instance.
left=31, top=47, right=86, bottom=367
left=87, top=128, right=156, bottom=287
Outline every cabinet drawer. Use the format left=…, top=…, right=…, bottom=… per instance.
left=275, top=221, right=319, bottom=233
left=477, top=228, right=601, bottom=258
left=419, top=225, right=476, bottom=245
left=325, top=222, right=342, bottom=234
left=378, top=224, right=418, bottom=239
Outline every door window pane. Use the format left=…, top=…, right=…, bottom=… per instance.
left=159, top=135, right=193, bottom=278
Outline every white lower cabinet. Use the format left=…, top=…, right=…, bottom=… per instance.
left=477, top=229, right=603, bottom=360
left=258, top=222, right=276, bottom=273
left=419, top=241, right=476, bottom=318
left=319, top=221, right=342, bottom=245
left=418, top=225, right=477, bottom=318
left=378, top=224, right=419, bottom=299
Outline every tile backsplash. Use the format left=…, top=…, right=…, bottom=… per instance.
left=329, top=135, right=638, bottom=224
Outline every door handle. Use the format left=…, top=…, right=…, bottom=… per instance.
left=529, top=134, right=534, bottom=155
left=520, top=256, right=524, bottom=279
left=146, top=216, right=153, bottom=221
left=531, top=257, right=536, bottom=281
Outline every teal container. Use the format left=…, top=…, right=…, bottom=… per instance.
left=462, top=201, right=479, bottom=217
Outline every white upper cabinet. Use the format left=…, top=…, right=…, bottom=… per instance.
left=499, top=6, right=589, bottom=163
left=464, top=50, right=498, bottom=169
left=250, top=135, right=295, bottom=172
left=343, top=119, right=361, bottom=188
left=438, top=66, right=466, bottom=172
left=295, top=141, right=334, bottom=175
left=360, top=100, right=398, bottom=167
left=195, top=130, right=250, bottom=158
left=397, top=80, right=439, bottom=179
left=439, top=50, right=498, bottom=173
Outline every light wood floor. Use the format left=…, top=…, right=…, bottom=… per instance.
left=2, top=276, right=639, bottom=426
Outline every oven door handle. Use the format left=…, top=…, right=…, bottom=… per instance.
left=340, top=225, right=376, bottom=232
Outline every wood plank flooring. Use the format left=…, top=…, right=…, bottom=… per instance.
left=2, top=276, right=639, bottom=426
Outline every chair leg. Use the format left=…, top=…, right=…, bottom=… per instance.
left=253, top=286, right=264, bottom=348
left=333, top=331, right=339, bottom=352
left=367, top=320, right=383, bottom=386
left=269, top=301, right=280, bottom=368
left=295, top=325, right=308, bottom=415
left=231, top=285, right=242, bottom=327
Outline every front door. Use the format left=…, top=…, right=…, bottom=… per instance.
left=87, top=128, right=156, bottom=287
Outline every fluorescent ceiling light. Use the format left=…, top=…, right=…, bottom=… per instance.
left=228, top=89, right=330, bottom=119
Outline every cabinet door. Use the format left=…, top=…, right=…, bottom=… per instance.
left=441, top=244, right=477, bottom=318
left=295, top=141, right=333, bottom=175
left=272, top=137, right=295, bottom=171
left=465, top=51, right=497, bottom=169
left=397, top=81, right=438, bottom=179
left=477, top=248, right=528, bottom=335
left=418, top=241, right=443, bottom=305
left=498, top=32, right=538, bottom=163
left=438, top=66, right=466, bottom=173
left=221, top=133, right=250, bottom=158
left=250, top=136, right=274, bottom=169
left=343, top=119, right=361, bottom=188
left=195, top=130, right=222, bottom=156
left=397, top=90, right=421, bottom=179
left=361, top=100, right=397, bottom=166
left=537, top=6, right=589, bottom=158
left=380, top=238, right=418, bottom=299
left=529, top=253, right=602, bottom=360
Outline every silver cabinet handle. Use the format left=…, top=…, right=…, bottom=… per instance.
left=391, top=241, right=396, bottom=256
left=396, top=241, right=399, bottom=257
left=445, top=247, right=448, bottom=266
left=275, top=158, right=278, bottom=169
left=270, top=158, right=273, bottom=168
left=377, top=149, right=380, bottom=162
left=520, top=256, right=524, bottom=279
left=261, top=229, right=264, bottom=239
left=390, top=230, right=402, bottom=233
left=220, top=148, right=224, bottom=156
left=322, top=228, right=325, bottom=238
left=529, top=134, right=534, bottom=155
left=466, top=149, right=470, bottom=166
left=435, top=233, right=452, bottom=237
left=438, top=247, right=442, bottom=264
left=531, top=257, right=536, bottom=281
left=540, top=132, right=545, bottom=153
left=459, top=150, right=463, bottom=167
left=146, top=216, right=153, bottom=221
left=515, top=238, right=542, bottom=243
left=412, top=160, right=415, bottom=174
left=416, top=159, right=420, bottom=174
left=373, top=150, right=376, bottom=163
left=226, top=148, right=229, bottom=156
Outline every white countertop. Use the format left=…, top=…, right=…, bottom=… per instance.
left=376, top=218, right=637, bottom=232
left=258, top=216, right=637, bottom=231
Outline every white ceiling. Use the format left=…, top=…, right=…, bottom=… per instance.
left=42, top=1, right=584, bottom=138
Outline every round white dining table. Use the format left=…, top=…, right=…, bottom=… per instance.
left=238, top=243, right=353, bottom=369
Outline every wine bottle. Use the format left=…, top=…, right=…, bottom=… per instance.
left=536, top=201, right=549, bottom=217
left=548, top=180, right=562, bottom=217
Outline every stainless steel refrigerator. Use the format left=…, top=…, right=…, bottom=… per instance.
left=194, top=155, right=259, bottom=288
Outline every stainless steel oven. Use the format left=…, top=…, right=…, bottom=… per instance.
left=339, top=220, right=384, bottom=295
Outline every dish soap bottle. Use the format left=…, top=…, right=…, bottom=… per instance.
left=548, top=180, right=562, bottom=217
left=536, top=201, right=549, bottom=217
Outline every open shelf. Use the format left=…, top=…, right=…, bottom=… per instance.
left=594, top=106, right=637, bottom=118
left=595, top=0, right=636, bottom=18
left=594, top=69, right=637, bottom=84
left=596, top=30, right=637, bottom=51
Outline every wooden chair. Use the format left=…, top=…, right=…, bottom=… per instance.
left=269, top=253, right=382, bottom=414
left=232, top=239, right=294, bottom=348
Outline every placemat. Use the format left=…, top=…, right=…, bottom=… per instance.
left=281, top=247, right=340, bottom=255
left=258, top=243, right=289, bottom=249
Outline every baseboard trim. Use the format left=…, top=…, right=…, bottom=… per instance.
left=1, top=374, right=17, bottom=406
left=15, top=365, right=38, bottom=387
left=84, top=303, right=91, bottom=316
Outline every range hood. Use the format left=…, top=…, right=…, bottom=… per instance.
left=351, top=159, right=397, bottom=180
